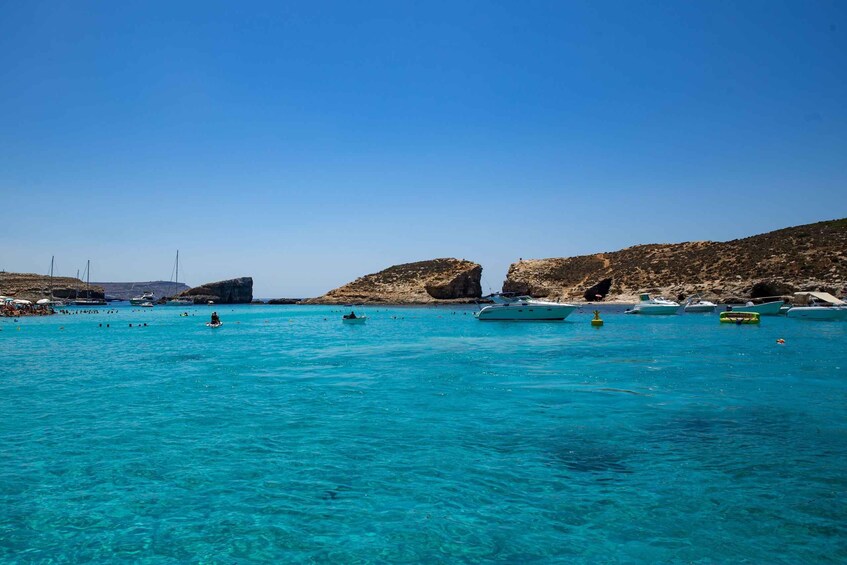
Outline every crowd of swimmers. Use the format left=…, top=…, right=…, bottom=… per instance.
left=1, top=303, right=54, bottom=317
left=57, top=309, right=120, bottom=315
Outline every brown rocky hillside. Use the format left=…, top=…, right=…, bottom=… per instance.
left=308, top=258, right=482, bottom=304
left=503, top=218, right=847, bottom=303
left=0, top=273, right=104, bottom=301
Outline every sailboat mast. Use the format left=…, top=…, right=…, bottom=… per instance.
left=86, top=260, right=90, bottom=298
left=50, top=256, right=54, bottom=300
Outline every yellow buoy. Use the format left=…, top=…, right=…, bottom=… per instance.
left=591, top=310, right=604, bottom=327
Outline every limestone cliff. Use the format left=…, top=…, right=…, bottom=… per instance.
left=503, top=218, right=847, bottom=302
left=0, top=272, right=104, bottom=301
left=308, top=259, right=482, bottom=304
left=179, top=277, right=253, bottom=304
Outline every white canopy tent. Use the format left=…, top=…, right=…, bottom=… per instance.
left=794, top=292, right=845, bottom=306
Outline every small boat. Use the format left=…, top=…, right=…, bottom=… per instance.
left=720, top=311, right=760, bottom=324
left=625, top=294, right=680, bottom=315
left=140, top=302, right=154, bottom=308
left=683, top=295, right=717, bottom=313
left=730, top=300, right=784, bottom=316
left=786, top=292, right=847, bottom=320
left=130, top=291, right=155, bottom=305
left=342, top=306, right=367, bottom=324
left=474, top=293, right=577, bottom=321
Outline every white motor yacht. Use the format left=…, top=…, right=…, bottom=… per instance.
left=625, top=294, right=680, bottom=315
left=475, top=293, right=577, bottom=321
left=786, top=292, right=847, bottom=320
left=130, top=291, right=155, bottom=305
left=683, top=295, right=717, bottom=313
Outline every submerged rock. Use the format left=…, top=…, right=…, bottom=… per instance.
left=307, top=258, right=482, bottom=304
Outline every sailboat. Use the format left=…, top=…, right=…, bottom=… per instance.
left=46, top=256, right=67, bottom=307
left=166, top=250, right=193, bottom=305
left=74, top=260, right=107, bottom=306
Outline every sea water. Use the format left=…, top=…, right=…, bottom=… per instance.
left=1, top=304, right=845, bottom=563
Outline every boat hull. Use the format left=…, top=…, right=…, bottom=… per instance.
left=786, top=307, right=847, bottom=320
left=732, top=301, right=784, bottom=316
left=475, top=304, right=577, bottom=321
left=627, top=305, right=679, bottom=315
left=684, top=304, right=716, bottom=313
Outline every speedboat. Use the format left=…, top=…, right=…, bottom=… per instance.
left=130, top=291, right=155, bottom=305
left=166, top=297, right=194, bottom=306
left=730, top=300, right=784, bottom=316
left=474, top=293, right=577, bottom=321
left=625, top=294, right=680, bottom=315
left=786, top=292, right=847, bottom=320
left=683, top=295, right=717, bottom=313
left=140, top=302, right=154, bottom=308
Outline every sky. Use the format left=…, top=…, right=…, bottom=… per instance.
left=1, top=1, right=845, bottom=297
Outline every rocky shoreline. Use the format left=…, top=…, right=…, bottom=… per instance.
left=3, top=219, right=844, bottom=306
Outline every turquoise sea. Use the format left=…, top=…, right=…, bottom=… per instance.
left=2, top=304, right=846, bottom=563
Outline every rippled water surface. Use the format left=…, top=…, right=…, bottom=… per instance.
left=2, top=304, right=846, bottom=563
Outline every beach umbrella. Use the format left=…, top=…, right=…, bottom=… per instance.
left=36, top=298, right=51, bottom=304
left=13, top=299, right=32, bottom=305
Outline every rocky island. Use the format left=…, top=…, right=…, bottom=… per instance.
left=177, top=277, right=253, bottom=304
left=503, top=218, right=847, bottom=303
left=307, top=258, right=482, bottom=304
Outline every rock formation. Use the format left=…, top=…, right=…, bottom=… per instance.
left=267, top=298, right=303, bottom=305
left=307, top=259, right=482, bottom=304
left=503, top=218, right=847, bottom=302
left=583, top=278, right=613, bottom=301
left=750, top=280, right=797, bottom=299
left=179, top=277, right=253, bottom=304
left=0, top=272, right=104, bottom=302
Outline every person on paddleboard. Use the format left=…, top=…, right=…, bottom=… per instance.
left=210, top=312, right=221, bottom=325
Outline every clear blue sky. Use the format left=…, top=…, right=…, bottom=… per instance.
left=1, top=1, right=845, bottom=297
